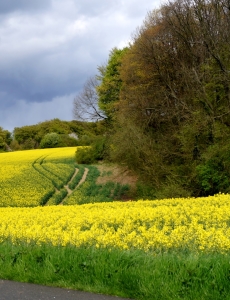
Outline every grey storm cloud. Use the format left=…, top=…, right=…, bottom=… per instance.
left=0, top=0, right=162, bottom=131
left=0, top=0, right=52, bottom=14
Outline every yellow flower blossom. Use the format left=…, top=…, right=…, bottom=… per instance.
left=0, top=196, right=230, bottom=252
left=0, top=147, right=76, bottom=206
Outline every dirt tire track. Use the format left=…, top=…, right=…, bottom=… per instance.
left=59, top=167, right=89, bottom=205
left=64, top=168, right=79, bottom=196
left=76, top=168, right=89, bottom=188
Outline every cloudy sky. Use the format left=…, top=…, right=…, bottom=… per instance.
left=0, top=0, right=163, bottom=132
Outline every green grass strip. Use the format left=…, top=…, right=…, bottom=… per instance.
left=1, top=241, right=230, bottom=299
left=65, top=165, right=131, bottom=205
left=68, top=165, right=85, bottom=190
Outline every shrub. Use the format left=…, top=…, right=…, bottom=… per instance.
left=59, top=134, right=78, bottom=147
left=76, top=135, right=95, bottom=146
left=22, top=138, right=36, bottom=150
left=196, top=143, right=230, bottom=195
left=75, top=136, right=107, bottom=164
left=40, top=133, right=63, bottom=149
left=75, top=147, right=95, bottom=164
left=10, top=140, right=21, bottom=151
left=0, top=136, right=5, bottom=149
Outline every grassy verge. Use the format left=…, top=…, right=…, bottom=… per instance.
left=0, top=241, right=230, bottom=299
left=64, top=165, right=130, bottom=205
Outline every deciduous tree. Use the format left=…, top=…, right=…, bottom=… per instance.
left=111, top=0, right=230, bottom=195
left=73, top=77, right=106, bottom=122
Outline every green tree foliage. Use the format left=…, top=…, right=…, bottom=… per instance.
left=97, top=47, right=128, bottom=119
left=0, top=127, right=12, bottom=151
left=12, top=119, right=106, bottom=150
left=72, top=1, right=230, bottom=196
left=21, top=138, right=36, bottom=150
left=40, top=133, right=62, bottom=149
left=10, top=140, right=21, bottom=151
left=106, top=0, right=230, bottom=196
left=195, top=139, right=230, bottom=195
left=13, top=119, right=74, bottom=146
left=73, top=47, right=128, bottom=122
left=75, top=136, right=107, bottom=164
left=0, top=136, right=5, bottom=150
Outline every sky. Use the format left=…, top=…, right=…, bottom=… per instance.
left=0, top=0, right=162, bottom=132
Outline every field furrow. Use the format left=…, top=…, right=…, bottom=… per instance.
left=0, top=148, right=77, bottom=207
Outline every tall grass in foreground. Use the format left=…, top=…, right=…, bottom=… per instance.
left=1, top=242, right=230, bottom=299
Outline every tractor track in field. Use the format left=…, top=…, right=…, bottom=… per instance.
left=32, top=155, right=89, bottom=206
left=64, top=167, right=89, bottom=196
left=76, top=168, right=89, bottom=188
left=59, top=167, right=89, bottom=205
left=64, top=168, right=79, bottom=196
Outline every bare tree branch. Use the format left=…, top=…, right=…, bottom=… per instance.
left=73, top=77, right=106, bottom=121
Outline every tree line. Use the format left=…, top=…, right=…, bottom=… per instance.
left=0, top=118, right=106, bottom=151
left=74, top=0, right=230, bottom=198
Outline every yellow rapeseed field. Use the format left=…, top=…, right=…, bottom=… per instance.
left=0, top=147, right=76, bottom=206
left=1, top=147, right=230, bottom=252
left=0, top=194, right=230, bottom=252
